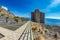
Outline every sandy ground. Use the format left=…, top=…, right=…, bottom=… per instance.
left=31, top=22, right=60, bottom=40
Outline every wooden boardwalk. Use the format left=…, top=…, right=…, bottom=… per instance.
left=18, top=21, right=33, bottom=40
left=0, top=21, right=34, bottom=40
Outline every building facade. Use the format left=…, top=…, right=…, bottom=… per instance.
left=31, top=9, right=45, bottom=23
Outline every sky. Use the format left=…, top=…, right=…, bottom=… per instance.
left=0, top=0, right=60, bottom=19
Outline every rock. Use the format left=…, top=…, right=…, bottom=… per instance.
left=7, top=18, right=16, bottom=24
left=0, top=16, right=6, bottom=23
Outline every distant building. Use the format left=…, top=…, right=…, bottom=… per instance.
left=31, top=9, right=45, bottom=23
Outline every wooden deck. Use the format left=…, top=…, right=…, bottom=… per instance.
left=0, top=21, right=34, bottom=40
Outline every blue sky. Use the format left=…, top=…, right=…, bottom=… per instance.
left=0, top=0, right=60, bottom=19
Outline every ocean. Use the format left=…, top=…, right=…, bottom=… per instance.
left=45, top=18, right=60, bottom=26
left=28, top=18, right=60, bottom=26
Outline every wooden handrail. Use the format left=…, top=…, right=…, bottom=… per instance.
left=30, top=26, right=34, bottom=40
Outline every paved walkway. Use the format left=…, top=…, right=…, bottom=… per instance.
left=18, top=21, right=31, bottom=40
left=0, top=21, right=33, bottom=40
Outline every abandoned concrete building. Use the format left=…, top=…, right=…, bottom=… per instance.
left=31, top=9, right=45, bottom=23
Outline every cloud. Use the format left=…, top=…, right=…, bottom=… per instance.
left=45, top=16, right=60, bottom=19
left=48, top=0, right=60, bottom=7
left=42, top=0, right=60, bottom=12
left=1, top=6, right=8, bottom=10
left=42, top=0, right=60, bottom=19
left=45, top=12, right=60, bottom=19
